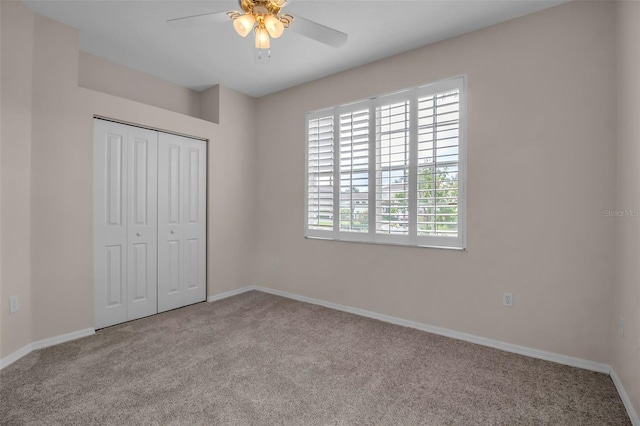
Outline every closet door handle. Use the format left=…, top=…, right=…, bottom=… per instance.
left=171, top=230, right=175, bottom=234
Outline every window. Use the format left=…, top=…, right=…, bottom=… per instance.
left=305, top=76, right=466, bottom=249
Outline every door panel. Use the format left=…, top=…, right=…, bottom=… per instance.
left=181, top=138, right=207, bottom=306
left=106, top=135, right=123, bottom=227
left=158, top=133, right=207, bottom=312
left=94, top=120, right=128, bottom=329
left=158, top=136, right=183, bottom=312
left=187, top=239, right=199, bottom=290
left=132, top=139, right=148, bottom=225
left=106, top=245, right=124, bottom=306
left=187, top=148, right=199, bottom=224
left=126, top=126, right=158, bottom=321
left=132, top=243, right=148, bottom=301
left=168, top=240, right=181, bottom=293
left=95, top=120, right=159, bottom=328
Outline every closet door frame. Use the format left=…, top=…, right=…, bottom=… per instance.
left=93, top=117, right=208, bottom=329
left=126, top=125, right=159, bottom=322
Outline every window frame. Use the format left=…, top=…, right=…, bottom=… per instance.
left=304, top=76, right=467, bottom=250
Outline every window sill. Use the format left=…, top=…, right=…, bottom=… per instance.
left=304, top=235, right=466, bottom=251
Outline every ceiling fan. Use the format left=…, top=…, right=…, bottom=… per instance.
left=167, top=0, right=348, bottom=52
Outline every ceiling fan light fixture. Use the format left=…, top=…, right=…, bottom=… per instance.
left=255, top=26, right=270, bottom=49
left=269, top=0, right=287, bottom=8
left=168, top=0, right=347, bottom=56
left=264, top=14, right=284, bottom=38
left=233, top=13, right=256, bottom=37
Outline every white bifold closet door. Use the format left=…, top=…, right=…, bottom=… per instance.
left=94, top=120, right=158, bottom=329
left=94, top=119, right=207, bottom=329
left=157, top=133, right=207, bottom=313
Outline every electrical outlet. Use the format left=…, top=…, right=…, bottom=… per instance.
left=273, top=258, right=280, bottom=270
left=618, top=316, right=624, bottom=336
left=503, top=292, right=513, bottom=307
left=9, top=295, right=19, bottom=314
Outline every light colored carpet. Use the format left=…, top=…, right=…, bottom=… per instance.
left=0, top=291, right=630, bottom=425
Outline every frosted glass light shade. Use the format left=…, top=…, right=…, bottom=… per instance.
left=255, top=26, right=270, bottom=49
left=233, top=14, right=256, bottom=37
left=264, top=15, right=284, bottom=38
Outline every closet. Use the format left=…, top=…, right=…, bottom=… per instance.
left=93, top=119, right=207, bottom=329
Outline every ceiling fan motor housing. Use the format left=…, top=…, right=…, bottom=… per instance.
left=239, top=0, right=287, bottom=16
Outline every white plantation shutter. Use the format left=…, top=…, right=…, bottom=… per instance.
left=307, top=114, right=334, bottom=233
left=375, top=99, right=411, bottom=236
left=339, top=107, right=370, bottom=233
left=417, top=88, right=461, bottom=239
left=305, top=76, right=465, bottom=249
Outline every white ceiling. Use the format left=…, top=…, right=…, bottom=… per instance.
left=24, top=0, right=566, bottom=97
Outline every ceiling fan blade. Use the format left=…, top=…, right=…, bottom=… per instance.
left=288, top=14, right=347, bottom=48
left=167, top=11, right=231, bottom=28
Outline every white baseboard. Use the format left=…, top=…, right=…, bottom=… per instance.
left=0, top=344, right=32, bottom=370
left=0, top=327, right=95, bottom=370
left=611, top=368, right=640, bottom=425
left=207, top=286, right=254, bottom=303
left=253, top=286, right=611, bottom=374
left=31, top=328, right=95, bottom=351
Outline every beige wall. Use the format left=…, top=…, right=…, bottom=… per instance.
left=79, top=52, right=224, bottom=124
left=79, top=52, right=203, bottom=121
left=208, top=85, right=257, bottom=291
left=255, top=1, right=617, bottom=363
left=199, top=85, right=220, bottom=125
left=1, top=3, right=258, bottom=355
left=614, top=0, right=640, bottom=415
left=0, top=1, right=34, bottom=358
left=0, top=0, right=3, bottom=355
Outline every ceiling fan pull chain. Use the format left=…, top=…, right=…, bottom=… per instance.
left=255, top=47, right=272, bottom=61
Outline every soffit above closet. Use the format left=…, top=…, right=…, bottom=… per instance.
left=24, top=0, right=566, bottom=98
